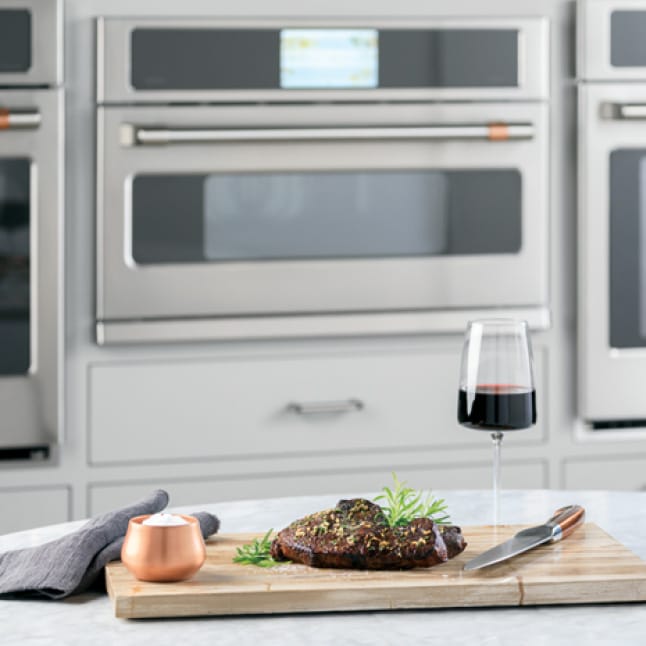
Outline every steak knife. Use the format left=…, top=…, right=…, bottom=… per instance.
left=464, top=505, right=585, bottom=571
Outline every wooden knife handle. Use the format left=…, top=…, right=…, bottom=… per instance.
left=547, top=505, right=586, bottom=541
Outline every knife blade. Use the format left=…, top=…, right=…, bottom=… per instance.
left=464, top=504, right=585, bottom=571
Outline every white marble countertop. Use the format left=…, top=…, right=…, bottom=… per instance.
left=2, top=489, right=646, bottom=645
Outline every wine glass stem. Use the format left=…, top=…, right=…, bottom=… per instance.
left=491, top=431, right=504, bottom=526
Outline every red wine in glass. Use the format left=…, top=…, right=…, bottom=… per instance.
left=457, top=384, right=536, bottom=431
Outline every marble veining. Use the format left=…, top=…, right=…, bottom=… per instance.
left=2, top=490, right=646, bottom=645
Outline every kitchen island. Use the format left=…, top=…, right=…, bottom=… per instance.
left=1, top=489, right=645, bottom=645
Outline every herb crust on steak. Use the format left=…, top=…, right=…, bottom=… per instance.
left=270, top=498, right=466, bottom=570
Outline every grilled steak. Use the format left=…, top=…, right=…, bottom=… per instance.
left=440, top=524, right=467, bottom=559
left=270, top=498, right=466, bottom=570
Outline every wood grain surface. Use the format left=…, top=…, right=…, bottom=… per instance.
left=106, top=523, right=646, bottom=619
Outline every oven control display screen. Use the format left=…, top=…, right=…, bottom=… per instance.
left=280, top=29, right=378, bottom=89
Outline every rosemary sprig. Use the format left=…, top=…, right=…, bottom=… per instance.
left=374, top=472, right=450, bottom=527
left=232, top=529, right=288, bottom=567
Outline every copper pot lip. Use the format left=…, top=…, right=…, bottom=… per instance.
left=129, top=513, right=199, bottom=527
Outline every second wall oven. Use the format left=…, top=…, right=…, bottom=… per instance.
left=0, top=0, right=63, bottom=453
left=97, top=16, right=550, bottom=344
left=578, top=0, right=646, bottom=424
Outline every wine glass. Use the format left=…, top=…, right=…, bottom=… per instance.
left=457, top=319, right=536, bottom=525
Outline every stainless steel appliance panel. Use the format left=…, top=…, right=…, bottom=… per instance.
left=0, top=89, right=63, bottom=446
left=0, top=0, right=62, bottom=87
left=97, top=16, right=548, bottom=103
left=577, top=0, right=646, bottom=81
left=97, top=101, right=548, bottom=323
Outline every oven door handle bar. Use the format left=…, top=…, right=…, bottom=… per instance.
left=120, top=123, right=534, bottom=146
left=603, top=103, right=646, bottom=119
left=0, top=108, right=42, bottom=131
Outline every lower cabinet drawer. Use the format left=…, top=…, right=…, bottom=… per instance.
left=0, top=486, right=70, bottom=534
left=89, top=460, right=545, bottom=515
left=88, top=348, right=546, bottom=465
left=563, top=456, right=646, bottom=490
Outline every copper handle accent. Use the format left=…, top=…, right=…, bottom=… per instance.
left=548, top=505, right=585, bottom=541
left=0, top=108, right=41, bottom=131
left=488, top=123, right=509, bottom=141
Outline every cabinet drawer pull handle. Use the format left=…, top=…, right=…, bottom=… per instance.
left=287, top=399, right=364, bottom=416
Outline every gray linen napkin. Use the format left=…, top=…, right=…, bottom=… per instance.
left=0, top=489, right=220, bottom=599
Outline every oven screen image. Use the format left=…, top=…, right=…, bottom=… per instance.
left=280, top=29, right=378, bottom=89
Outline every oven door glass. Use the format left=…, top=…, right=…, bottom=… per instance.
left=0, top=10, right=31, bottom=73
left=129, top=28, right=518, bottom=91
left=611, top=11, right=646, bottom=67
left=0, top=158, right=30, bottom=375
left=131, top=169, right=521, bottom=264
left=609, top=149, right=646, bottom=348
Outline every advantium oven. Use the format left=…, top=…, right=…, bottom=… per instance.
left=97, top=16, right=549, bottom=344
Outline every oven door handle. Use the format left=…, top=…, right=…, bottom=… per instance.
left=603, top=103, right=646, bottom=119
left=121, top=123, right=535, bottom=146
left=0, top=108, right=42, bottom=130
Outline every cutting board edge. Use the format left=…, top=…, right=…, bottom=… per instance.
left=518, top=577, right=646, bottom=606
left=109, top=586, right=522, bottom=619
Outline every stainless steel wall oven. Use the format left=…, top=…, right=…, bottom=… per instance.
left=578, top=0, right=646, bottom=425
left=0, top=0, right=63, bottom=455
left=97, top=16, right=550, bottom=345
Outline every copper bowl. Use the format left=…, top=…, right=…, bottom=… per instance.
left=121, top=514, right=206, bottom=582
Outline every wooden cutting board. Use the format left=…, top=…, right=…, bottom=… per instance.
left=106, top=523, right=646, bottom=619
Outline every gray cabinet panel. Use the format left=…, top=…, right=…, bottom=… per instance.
left=0, top=487, right=69, bottom=534
left=564, top=456, right=646, bottom=490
